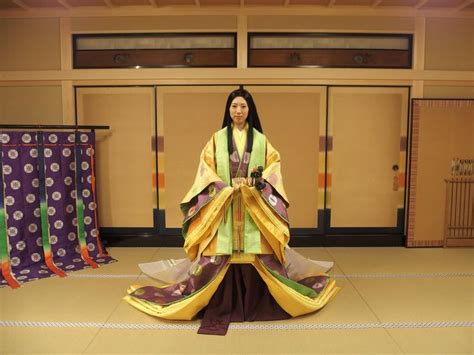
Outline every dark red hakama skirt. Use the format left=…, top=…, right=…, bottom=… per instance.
left=198, top=264, right=291, bottom=335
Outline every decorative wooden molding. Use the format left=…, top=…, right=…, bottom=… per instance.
left=411, top=80, right=423, bottom=98
left=103, top=0, right=115, bottom=8
left=407, top=240, right=444, bottom=247
left=57, top=0, right=71, bottom=9
left=60, top=17, right=72, bottom=71
left=372, top=0, right=383, bottom=8
left=237, top=15, right=247, bottom=68
left=407, top=99, right=420, bottom=247
left=415, top=100, right=473, bottom=108
left=0, top=69, right=472, bottom=82
left=0, top=0, right=471, bottom=14
left=455, top=0, right=474, bottom=12
left=11, top=0, right=29, bottom=10
left=415, top=0, right=429, bottom=10
left=1, top=7, right=474, bottom=18
left=413, top=16, right=425, bottom=71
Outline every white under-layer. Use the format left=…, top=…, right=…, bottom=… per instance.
left=138, top=247, right=334, bottom=287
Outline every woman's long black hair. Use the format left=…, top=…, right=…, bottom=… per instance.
left=221, top=88, right=263, bottom=154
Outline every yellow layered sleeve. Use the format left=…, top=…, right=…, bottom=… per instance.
left=180, top=134, right=233, bottom=261
left=181, top=135, right=222, bottom=205
left=263, top=140, right=289, bottom=205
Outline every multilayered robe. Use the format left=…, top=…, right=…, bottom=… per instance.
left=124, top=127, right=339, bottom=334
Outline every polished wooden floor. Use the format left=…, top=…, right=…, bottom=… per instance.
left=1, top=247, right=473, bottom=354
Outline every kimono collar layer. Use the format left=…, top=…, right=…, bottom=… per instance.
left=215, top=126, right=266, bottom=255
left=232, top=123, right=248, bottom=159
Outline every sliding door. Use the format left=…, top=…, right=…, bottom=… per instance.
left=76, top=87, right=155, bottom=229
left=327, top=87, right=409, bottom=234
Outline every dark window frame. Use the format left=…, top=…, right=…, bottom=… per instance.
left=248, top=32, right=414, bottom=69
left=72, top=32, right=238, bottom=69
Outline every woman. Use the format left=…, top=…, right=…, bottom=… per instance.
left=124, top=89, right=339, bottom=335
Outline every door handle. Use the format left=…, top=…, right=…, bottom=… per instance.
left=392, top=164, right=400, bottom=191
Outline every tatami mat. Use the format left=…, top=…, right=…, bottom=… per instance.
left=387, top=328, right=474, bottom=354
left=326, top=247, right=474, bottom=274
left=348, top=277, right=474, bottom=322
left=83, top=328, right=404, bottom=354
left=1, top=247, right=473, bottom=354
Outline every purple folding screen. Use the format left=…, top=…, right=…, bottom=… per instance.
left=0, top=131, right=114, bottom=288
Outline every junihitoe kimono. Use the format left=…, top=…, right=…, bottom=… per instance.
left=124, top=127, right=339, bottom=335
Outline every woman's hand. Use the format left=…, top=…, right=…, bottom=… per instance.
left=232, top=177, right=247, bottom=190
left=249, top=166, right=265, bottom=190
left=247, top=176, right=255, bottom=187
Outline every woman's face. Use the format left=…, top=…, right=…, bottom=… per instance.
left=229, top=96, right=249, bottom=128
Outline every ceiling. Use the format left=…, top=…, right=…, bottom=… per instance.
left=0, top=0, right=473, bottom=11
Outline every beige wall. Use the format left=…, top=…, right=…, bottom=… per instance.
left=425, top=17, right=474, bottom=71
left=248, top=15, right=414, bottom=31
left=71, top=16, right=237, bottom=32
left=0, top=86, right=62, bottom=124
left=0, top=18, right=61, bottom=71
left=424, top=85, right=474, bottom=99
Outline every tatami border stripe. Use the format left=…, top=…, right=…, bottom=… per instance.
left=67, top=272, right=474, bottom=279
left=0, top=320, right=472, bottom=331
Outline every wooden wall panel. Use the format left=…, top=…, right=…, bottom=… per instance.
left=76, top=87, right=155, bottom=228
left=408, top=100, right=474, bottom=247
